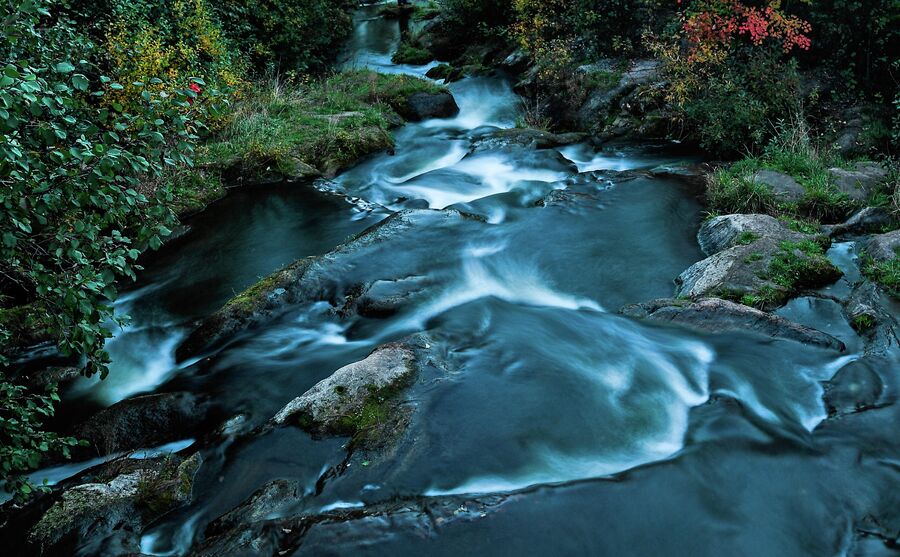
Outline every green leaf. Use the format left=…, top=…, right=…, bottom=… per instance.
left=71, top=74, right=89, bottom=91
left=54, top=62, right=75, bottom=74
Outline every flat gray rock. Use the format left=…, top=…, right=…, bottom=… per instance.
left=622, top=297, right=845, bottom=350
left=828, top=162, right=888, bottom=202
left=752, top=169, right=806, bottom=202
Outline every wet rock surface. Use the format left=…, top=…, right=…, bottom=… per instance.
left=823, top=357, right=886, bottom=416
left=272, top=342, right=416, bottom=432
left=674, top=236, right=842, bottom=307
left=73, top=391, right=210, bottom=458
left=12, top=453, right=200, bottom=556
left=697, top=214, right=808, bottom=256
left=176, top=209, right=474, bottom=361
left=825, top=206, right=897, bottom=237
left=844, top=280, right=900, bottom=356
left=399, top=91, right=460, bottom=121
left=621, top=297, right=845, bottom=350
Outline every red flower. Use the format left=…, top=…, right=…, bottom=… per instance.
left=187, top=82, right=202, bottom=104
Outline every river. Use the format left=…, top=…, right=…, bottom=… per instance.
left=43, top=4, right=900, bottom=556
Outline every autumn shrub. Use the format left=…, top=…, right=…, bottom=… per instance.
left=649, top=0, right=810, bottom=154
left=104, top=0, right=245, bottom=111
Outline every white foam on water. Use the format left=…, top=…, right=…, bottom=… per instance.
left=395, top=153, right=569, bottom=209
left=385, top=142, right=469, bottom=184
left=390, top=243, right=603, bottom=334
left=140, top=511, right=204, bottom=557
left=319, top=500, right=365, bottom=513
left=425, top=329, right=713, bottom=497
left=73, top=328, right=186, bottom=406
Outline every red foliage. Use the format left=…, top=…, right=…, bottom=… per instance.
left=682, top=0, right=811, bottom=60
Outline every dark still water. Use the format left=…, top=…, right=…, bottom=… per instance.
left=29, top=4, right=900, bottom=556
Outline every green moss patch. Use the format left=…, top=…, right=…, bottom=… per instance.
left=392, top=42, right=433, bottom=65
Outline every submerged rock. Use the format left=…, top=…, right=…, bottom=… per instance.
left=469, top=128, right=586, bottom=152
left=25, top=453, right=200, bottom=556
left=697, top=214, right=809, bottom=256
left=73, top=391, right=210, bottom=458
left=844, top=281, right=900, bottom=356
left=345, top=276, right=433, bottom=318
left=823, top=357, right=886, bottom=417
left=751, top=170, right=807, bottom=203
left=675, top=236, right=842, bottom=309
left=193, top=489, right=508, bottom=557
left=398, top=91, right=459, bottom=121
left=425, top=63, right=465, bottom=83
left=272, top=339, right=425, bottom=447
left=621, top=297, right=845, bottom=350
left=204, top=479, right=303, bottom=540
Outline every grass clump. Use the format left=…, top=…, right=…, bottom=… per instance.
left=203, top=71, right=446, bottom=179
left=737, top=231, right=760, bottom=245
left=851, top=313, right=877, bottom=332
left=707, top=118, right=858, bottom=222
left=861, top=253, right=900, bottom=299
left=767, top=240, right=842, bottom=291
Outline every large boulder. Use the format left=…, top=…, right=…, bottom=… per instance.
left=675, top=236, right=842, bottom=308
left=24, top=453, right=200, bottom=556
left=751, top=170, right=807, bottom=203
left=272, top=339, right=427, bottom=447
left=397, top=91, right=459, bottom=121
left=697, top=214, right=809, bottom=256
left=828, top=162, right=888, bottom=202
left=861, top=229, right=900, bottom=261
left=621, top=297, right=845, bottom=350
left=73, top=392, right=210, bottom=458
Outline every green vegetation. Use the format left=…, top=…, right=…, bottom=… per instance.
left=851, top=313, right=876, bottom=333
left=332, top=382, right=410, bottom=448
left=0, top=377, right=85, bottom=503
left=767, top=239, right=842, bottom=292
left=736, top=231, right=760, bottom=245
left=392, top=42, right=434, bottom=65
left=707, top=121, right=859, bottom=222
left=0, top=0, right=376, bottom=500
left=204, top=71, right=445, bottom=180
left=862, top=254, right=900, bottom=299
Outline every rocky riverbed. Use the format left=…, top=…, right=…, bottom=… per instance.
left=2, top=4, right=898, bottom=557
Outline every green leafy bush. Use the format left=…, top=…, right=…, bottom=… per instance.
left=214, top=0, right=356, bottom=74
left=0, top=376, right=84, bottom=503
left=0, top=0, right=224, bottom=497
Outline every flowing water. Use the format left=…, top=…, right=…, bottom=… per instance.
left=38, top=4, right=900, bottom=556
